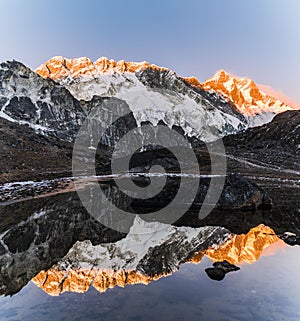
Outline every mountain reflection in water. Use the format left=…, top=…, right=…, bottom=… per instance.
left=0, top=182, right=299, bottom=321
left=32, top=224, right=285, bottom=296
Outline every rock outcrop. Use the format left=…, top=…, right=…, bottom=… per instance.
left=0, top=60, right=86, bottom=141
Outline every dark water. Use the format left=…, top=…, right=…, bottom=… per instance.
left=0, top=245, right=299, bottom=321
left=0, top=177, right=299, bottom=321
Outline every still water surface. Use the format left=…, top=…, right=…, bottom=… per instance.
left=0, top=243, right=299, bottom=321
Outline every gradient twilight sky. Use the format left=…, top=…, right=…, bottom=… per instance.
left=0, top=0, right=299, bottom=103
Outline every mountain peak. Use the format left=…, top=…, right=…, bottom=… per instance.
left=213, top=69, right=232, bottom=82
left=203, top=70, right=293, bottom=118
left=35, top=56, right=168, bottom=80
left=182, top=76, right=203, bottom=89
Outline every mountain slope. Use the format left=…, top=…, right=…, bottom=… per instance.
left=0, top=61, right=86, bottom=141
left=224, top=110, right=300, bottom=150
left=0, top=117, right=73, bottom=183
left=220, top=110, right=300, bottom=179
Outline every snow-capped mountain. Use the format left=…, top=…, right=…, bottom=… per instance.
left=1, top=56, right=294, bottom=146
left=35, top=56, right=168, bottom=80
left=202, top=70, right=296, bottom=126
left=35, top=56, right=248, bottom=142
left=36, top=56, right=297, bottom=131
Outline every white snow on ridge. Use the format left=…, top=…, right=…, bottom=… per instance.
left=0, top=109, right=53, bottom=132
left=246, top=112, right=276, bottom=127
left=64, top=72, right=246, bottom=142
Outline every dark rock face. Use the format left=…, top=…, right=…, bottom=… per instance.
left=205, top=260, right=240, bottom=281
left=84, top=96, right=138, bottom=149
left=0, top=60, right=86, bottom=141
left=5, top=96, right=37, bottom=121
left=217, top=173, right=272, bottom=210
left=224, top=110, right=300, bottom=151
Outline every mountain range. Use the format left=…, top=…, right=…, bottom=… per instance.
left=36, top=56, right=297, bottom=127
left=0, top=56, right=299, bottom=196
left=1, top=56, right=297, bottom=147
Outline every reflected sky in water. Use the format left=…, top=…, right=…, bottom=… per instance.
left=0, top=243, right=299, bottom=321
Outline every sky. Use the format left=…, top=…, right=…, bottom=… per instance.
left=0, top=0, right=299, bottom=104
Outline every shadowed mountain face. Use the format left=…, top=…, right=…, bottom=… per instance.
left=224, top=110, right=300, bottom=150
left=0, top=61, right=86, bottom=141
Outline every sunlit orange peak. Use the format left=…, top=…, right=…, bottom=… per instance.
left=182, top=76, right=203, bottom=89
left=35, top=56, right=168, bottom=80
left=205, top=225, right=285, bottom=265
left=202, top=70, right=293, bottom=115
left=32, top=269, right=160, bottom=296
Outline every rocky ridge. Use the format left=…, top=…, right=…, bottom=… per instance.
left=36, top=56, right=298, bottom=128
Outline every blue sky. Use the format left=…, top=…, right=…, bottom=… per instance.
left=0, top=0, right=299, bottom=103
